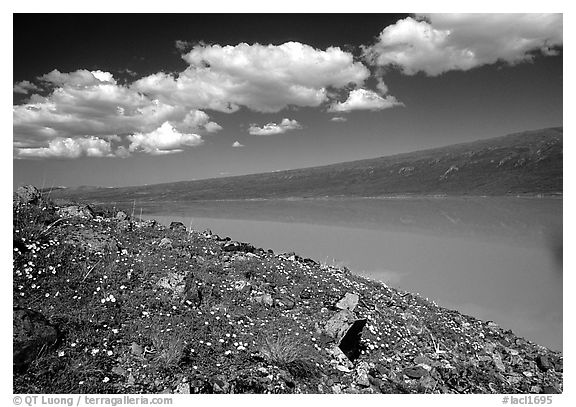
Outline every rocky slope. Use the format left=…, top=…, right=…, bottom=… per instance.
left=13, top=186, right=563, bottom=394
left=48, top=127, right=562, bottom=204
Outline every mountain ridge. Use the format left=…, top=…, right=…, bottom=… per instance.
left=49, top=127, right=563, bottom=204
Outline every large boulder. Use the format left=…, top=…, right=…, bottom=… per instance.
left=13, top=308, right=59, bottom=373
left=324, top=309, right=367, bottom=361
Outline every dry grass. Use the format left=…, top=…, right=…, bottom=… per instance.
left=259, top=334, right=319, bottom=378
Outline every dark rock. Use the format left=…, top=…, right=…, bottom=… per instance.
left=324, top=310, right=367, bottom=361
left=542, top=385, right=560, bottom=394
left=403, top=366, right=429, bottom=379
left=335, top=293, right=359, bottom=311
left=222, top=241, right=255, bottom=253
left=15, top=185, right=43, bottom=205
left=169, top=221, right=187, bottom=232
left=13, top=308, right=59, bottom=373
left=536, top=355, right=553, bottom=372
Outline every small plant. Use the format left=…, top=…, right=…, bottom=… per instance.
left=258, top=334, right=319, bottom=378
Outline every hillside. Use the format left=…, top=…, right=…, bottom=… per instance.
left=48, top=127, right=562, bottom=204
left=13, top=188, right=563, bottom=394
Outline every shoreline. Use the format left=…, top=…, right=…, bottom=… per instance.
left=13, top=186, right=563, bottom=394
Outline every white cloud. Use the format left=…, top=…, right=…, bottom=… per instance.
left=364, top=14, right=563, bottom=76
left=330, top=116, right=348, bottom=122
left=39, top=69, right=117, bottom=86
left=13, top=69, right=220, bottom=158
left=13, top=80, right=40, bottom=94
left=134, top=42, right=370, bottom=113
left=328, top=89, right=403, bottom=113
left=232, top=141, right=244, bottom=148
left=16, top=136, right=113, bottom=159
left=248, top=118, right=302, bottom=136
left=128, top=122, right=203, bottom=155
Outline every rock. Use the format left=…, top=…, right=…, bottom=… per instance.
left=15, top=185, right=43, bottom=205
left=156, top=272, right=186, bottom=296
left=328, top=346, right=353, bottom=370
left=13, top=308, right=60, bottom=373
left=131, top=342, right=144, bottom=356
left=324, top=310, right=367, bottom=361
left=531, top=385, right=543, bottom=394
left=222, top=241, right=255, bottom=253
left=536, top=355, right=553, bottom=372
left=355, top=362, right=370, bottom=387
left=439, top=165, right=459, bottom=180
left=419, top=375, right=437, bottom=391
left=335, top=293, right=359, bottom=311
left=253, top=293, right=273, bottom=307
left=169, top=221, right=187, bottom=232
left=211, top=376, right=229, bottom=393
left=116, top=211, right=128, bottom=221
left=542, top=385, right=560, bottom=394
left=174, top=382, right=190, bottom=394
left=403, top=366, right=428, bottom=379
left=414, top=355, right=434, bottom=367
left=158, top=237, right=173, bottom=249
left=398, top=166, right=415, bottom=176
left=274, top=294, right=296, bottom=310
left=57, top=205, right=94, bottom=219
left=331, top=384, right=343, bottom=394
left=492, top=352, right=506, bottom=372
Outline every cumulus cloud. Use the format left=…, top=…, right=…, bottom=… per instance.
left=364, top=14, right=563, bottom=76
left=232, top=141, right=244, bottom=147
left=328, top=89, right=403, bottom=113
left=16, top=136, right=113, bottom=159
left=134, top=42, right=370, bottom=113
left=13, top=69, right=221, bottom=158
left=248, top=118, right=302, bottom=136
left=128, top=122, right=203, bottom=155
left=330, top=116, right=348, bottom=122
left=13, top=80, right=40, bottom=94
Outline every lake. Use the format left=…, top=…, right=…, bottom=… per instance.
left=141, top=196, right=562, bottom=351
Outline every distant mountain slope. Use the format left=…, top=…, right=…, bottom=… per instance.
left=50, top=127, right=562, bottom=203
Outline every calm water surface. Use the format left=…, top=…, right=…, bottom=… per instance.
left=142, top=197, right=562, bottom=351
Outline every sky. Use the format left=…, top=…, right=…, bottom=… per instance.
left=12, top=12, right=563, bottom=188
